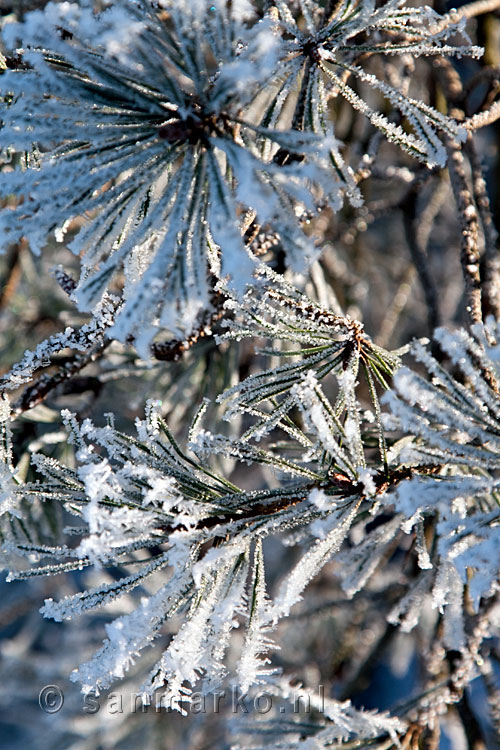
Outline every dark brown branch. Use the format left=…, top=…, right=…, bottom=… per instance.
left=154, top=464, right=441, bottom=539
left=11, top=345, right=108, bottom=416
left=53, top=267, right=225, bottom=364
left=466, top=138, right=500, bottom=319
left=446, top=138, right=483, bottom=328
left=150, top=309, right=222, bottom=361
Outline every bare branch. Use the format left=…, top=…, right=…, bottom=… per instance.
left=446, top=139, right=483, bottom=327
left=465, top=100, right=500, bottom=130
left=465, top=138, right=500, bottom=318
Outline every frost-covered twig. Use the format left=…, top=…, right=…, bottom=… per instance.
left=446, top=137, right=483, bottom=328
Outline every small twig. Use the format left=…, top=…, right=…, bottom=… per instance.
left=465, top=138, right=500, bottom=318
left=150, top=310, right=222, bottom=361
left=450, top=0, right=500, bottom=21
left=446, top=138, right=483, bottom=328
left=465, top=100, right=500, bottom=130
left=11, top=345, right=108, bottom=416
left=53, top=267, right=224, bottom=364
left=431, top=0, right=500, bottom=34
left=151, top=287, right=225, bottom=361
